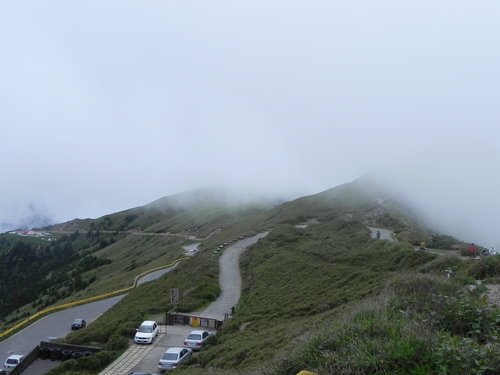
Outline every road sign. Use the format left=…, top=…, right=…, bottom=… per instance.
left=170, top=288, right=179, bottom=304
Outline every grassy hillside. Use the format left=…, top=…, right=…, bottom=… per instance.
left=44, top=188, right=277, bottom=238
left=6, top=180, right=497, bottom=375
left=175, top=219, right=435, bottom=374
left=1, top=190, right=274, bottom=323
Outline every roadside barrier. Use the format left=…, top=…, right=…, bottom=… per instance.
left=0, top=257, right=190, bottom=340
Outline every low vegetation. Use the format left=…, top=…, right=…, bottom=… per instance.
left=273, top=274, right=499, bottom=375
left=0, top=231, right=128, bottom=325
left=177, top=220, right=437, bottom=374
left=3, top=182, right=500, bottom=374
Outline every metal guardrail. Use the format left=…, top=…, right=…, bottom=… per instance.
left=0, top=257, right=190, bottom=341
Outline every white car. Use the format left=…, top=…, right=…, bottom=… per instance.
left=183, top=330, right=211, bottom=350
left=134, top=320, right=159, bottom=344
left=158, top=347, right=192, bottom=372
left=3, top=354, right=24, bottom=372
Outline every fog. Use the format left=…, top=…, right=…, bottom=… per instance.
left=0, top=1, right=498, bottom=245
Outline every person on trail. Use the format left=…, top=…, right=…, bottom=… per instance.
left=376, top=230, right=381, bottom=239
left=419, top=241, right=426, bottom=251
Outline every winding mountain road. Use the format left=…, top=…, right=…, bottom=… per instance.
left=0, top=264, right=179, bottom=368
left=197, top=232, right=269, bottom=320
left=104, top=232, right=270, bottom=375
left=0, top=295, right=125, bottom=368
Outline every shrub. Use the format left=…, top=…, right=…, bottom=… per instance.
left=388, top=274, right=500, bottom=342
left=105, top=333, right=128, bottom=350
left=270, top=308, right=435, bottom=375
left=433, top=291, right=500, bottom=342
left=45, top=350, right=117, bottom=374
left=434, top=334, right=500, bottom=375
left=418, top=256, right=463, bottom=276
left=468, top=256, right=500, bottom=279
left=388, top=273, right=460, bottom=315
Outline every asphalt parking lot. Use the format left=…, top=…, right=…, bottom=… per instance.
left=100, top=325, right=216, bottom=375
left=131, top=325, right=216, bottom=374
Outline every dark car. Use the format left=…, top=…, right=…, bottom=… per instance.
left=128, top=373, right=152, bottom=375
left=71, top=318, right=86, bottom=330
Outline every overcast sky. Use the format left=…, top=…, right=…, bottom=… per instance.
left=1, top=1, right=499, bottom=245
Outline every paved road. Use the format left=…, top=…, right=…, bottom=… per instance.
left=199, top=232, right=269, bottom=320
left=104, top=232, right=269, bottom=374
left=0, top=262, right=180, bottom=370
left=0, top=295, right=125, bottom=367
left=136, top=264, right=179, bottom=286
left=101, top=325, right=196, bottom=375
left=369, top=227, right=395, bottom=241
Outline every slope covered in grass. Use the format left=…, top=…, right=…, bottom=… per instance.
left=44, top=188, right=277, bottom=238
left=273, top=273, right=500, bottom=375
left=177, top=219, right=434, bottom=374
left=9, top=181, right=484, bottom=374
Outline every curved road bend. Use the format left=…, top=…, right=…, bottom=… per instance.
left=0, top=295, right=125, bottom=366
left=0, top=264, right=178, bottom=366
left=136, top=263, right=179, bottom=286
left=108, top=232, right=270, bottom=375
left=196, top=232, right=269, bottom=320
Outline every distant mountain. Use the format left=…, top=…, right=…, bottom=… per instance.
left=42, top=180, right=450, bottom=245
left=257, top=176, right=452, bottom=246
left=42, top=188, right=281, bottom=238
left=0, top=203, right=53, bottom=233
left=1, top=179, right=465, bottom=330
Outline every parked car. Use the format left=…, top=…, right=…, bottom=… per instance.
left=134, top=320, right=159, bottom=344
left=3, top=354, right=24, bottom=372
left=71, top=318, right=87, bottom=330
left=183, top=330, right=211, bottom=350
left=158, top=347, right=192, bottom=372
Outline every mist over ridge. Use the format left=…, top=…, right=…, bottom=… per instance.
left=0, top=1, right=498, bottom=248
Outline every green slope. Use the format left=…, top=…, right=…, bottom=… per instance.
left=7, top=179, right=492, bottom=375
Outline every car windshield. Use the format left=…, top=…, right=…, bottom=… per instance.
left=162, top=353, right=178, bottom=361
left=6, top=359, right=19, bottom=365
left=73, top=319, right=83, bottom=324
left=138, top=325, right=153, bottom=333
left=187, top=334, right=201, bottom=340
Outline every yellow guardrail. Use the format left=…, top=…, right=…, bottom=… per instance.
left=0, top=257, right=190, bottom=340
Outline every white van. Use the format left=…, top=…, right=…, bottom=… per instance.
left=134, top=320, right=159, bottom=344
left=4, top=354, right=24, bottom=372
